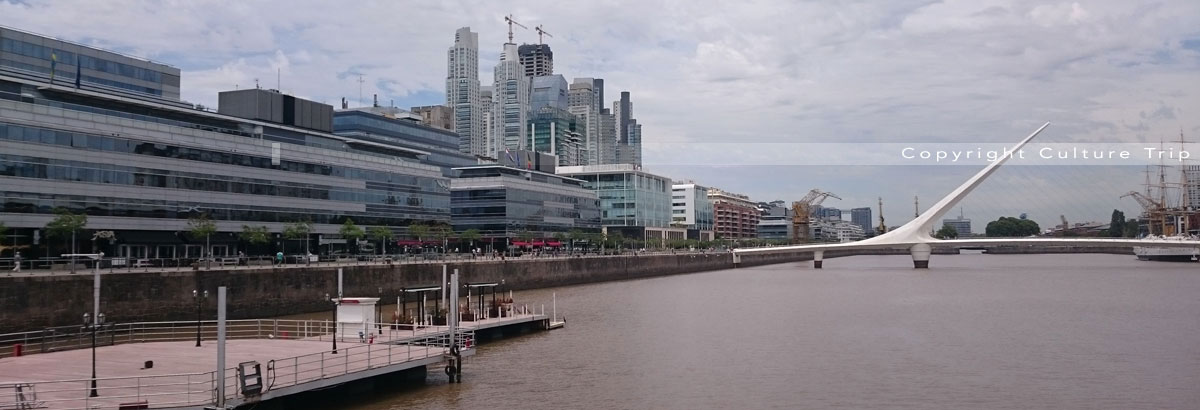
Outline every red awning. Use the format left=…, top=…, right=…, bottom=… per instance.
left=511, top=241, right=530, bottom=246
left=396, top=240, right=422, bottom=246
left=546, top=241, right=563, bottom=247
left=532, top=240, right=546, bottom=246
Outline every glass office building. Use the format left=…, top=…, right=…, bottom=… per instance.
left=1, top=27, right=181, bottom=100
left=450, top=165, right=600, bottom=245
left=332, top=107, right=479, bottom=177
left=556, top=164, right=674, bottom=228
left=0, top=30, right=450, bottom=260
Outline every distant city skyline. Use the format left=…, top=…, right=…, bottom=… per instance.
left=3, top=0, right=1197, bottom=230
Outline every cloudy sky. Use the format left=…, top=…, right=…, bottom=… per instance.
left=3, top=0, right=1199, bottom=231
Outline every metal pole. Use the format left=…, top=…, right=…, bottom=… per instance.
left=216, top=286, right=227, bottom=408
left=89, top=320, right=97, bottom=397
left=195, top=291, right=202, bottom=347
left=93, top=261, right=99, bottom=329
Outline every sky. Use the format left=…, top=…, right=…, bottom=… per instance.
left=2, top=0, right=1199, bottom=232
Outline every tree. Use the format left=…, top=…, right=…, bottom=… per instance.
left=240, top=225, right=271, bottom=255
left=187, top=213, right=218, bottom=259
left=431, top=224, right=454, bottom=253
left=0, top=221, right=7, bottom=256
left=1109, top=210, right=1125, bottom=238
left=935, top=224, right=959, bottom=239
left=46, top=208, right=88, bottom=271
left=282, top=221, right=312, bottom=256
left=367, top=226, right=394, bottom=255
left=985, top=216, right=1040, bottom=237
left=340, top=219, right=364, bottom=254
left=1123, top=218, right=1140, bottom=238
left=408, top=223, right=429, bottom=242
left=460, top=228, right=482, bottom=251
left=567, top=229, right=585, bottom=254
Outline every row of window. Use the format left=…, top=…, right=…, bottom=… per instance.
left=0, top=155, right=445, bottom=209
left=0, top=59, right=163, bottom=96
left=0, top=122, right=446, bottom=191
left=1, top=191, right=447, bottom=226
left=1, top=37, right=167, bottom=83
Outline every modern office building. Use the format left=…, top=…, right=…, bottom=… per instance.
left=479, top=85, right=496, bottom=157
left=1, top=27, right=181, bottom=100
left=517, top=44, right=553, bottom=77
left=671, top=182, right=714, bottom=240
left=446, top=27, right=485, bottom=155
left=615, top=92, right=631, bottom=144
left=756, top=201, right=793, bottom=240
left=598, top=109, right=617, bottom=165
left=409, top=105, right=453, bottom=131
left=528, top=107, right=583, bottom=167
left=493, top=43, right=530, bottom=150
left=942, top=216, right=972, bottom=237
left=450, top=165, right=600, bottom=249
left=556, top=164, right=683, bottom=244
left=850, top=207, right=873, bottom=237
left=332, top=106, right=478, bottom=177
left=708, top=188, right=759, bottom=239
left=815, top=206, right=842, bottom=221
left=568, top=78, right=599, bottom=165
left=813, top=220, right=866, bottom=242
left=618, top=119, right=642, bottom=166
left=0, top=29, right=450, bottom=261
left=530, top=74, right=568, bottom=112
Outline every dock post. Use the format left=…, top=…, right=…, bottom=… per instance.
left=552, top=292, right=556, bottom=323
left=216, top=286, right=227, bottom=408
left=449, top=269, right=462, bottom=383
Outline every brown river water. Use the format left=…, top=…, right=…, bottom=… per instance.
left=304, top=253, right=1200, bottom=409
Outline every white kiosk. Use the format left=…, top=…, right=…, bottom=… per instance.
left=333, top=297, right=380, bottom=342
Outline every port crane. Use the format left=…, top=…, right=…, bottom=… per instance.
left=791, top=189, right=841, bottom=243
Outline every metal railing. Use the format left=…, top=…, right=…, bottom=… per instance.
left=0, top=318, right=502, bottom=359
left=0, top=371, right=215, bottom=410
left=0, top=249, right=730, bottom=276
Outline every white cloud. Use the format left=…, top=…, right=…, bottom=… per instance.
left=1, top=0, right=1197, bottom=228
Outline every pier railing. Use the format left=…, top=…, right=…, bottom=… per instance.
left=0, top=371, right=216, bottom=410
left=0, top=318, right=499, bottom=359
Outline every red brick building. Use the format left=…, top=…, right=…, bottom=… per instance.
left=707, top=188, right=759, bottom=239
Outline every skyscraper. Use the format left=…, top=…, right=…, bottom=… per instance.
left=568, top=78, right=599, bottom=165
left=616, top=91, right=631, bottom=144
left=480, top=85, right=496, bottom=156
left=493, top=43, right=530, bottom=150
left=850, top=207, right=873, bottom=236
left=446, top=27, right=484, bottom=155
left=517, top=44, right=554, bottom=77
left=530, top=75, right=568, bottom=112
left=599, top=109, right=617, bottom=165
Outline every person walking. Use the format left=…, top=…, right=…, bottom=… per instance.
left=11, top=251, right=21, bottom=272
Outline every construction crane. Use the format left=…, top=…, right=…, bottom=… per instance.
left=876, top=197, right=887, bottom=235
left=503, top=14, right=527, bottom=44
left=535, top=25, right=552, bottom=44
left=791, top=189, right=842, bottom=243
left=1121, top=190, right=1168, bottom=235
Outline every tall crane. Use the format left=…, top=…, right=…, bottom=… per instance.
left=876, top=197, right=887, bottom=235
left=535, top=25, right=552, bottom=44
left=504, top=14, right=527, bottom=44
left=1122, top=190, right=1167, bottom=235
left=791, top=189, right=842, bottom=243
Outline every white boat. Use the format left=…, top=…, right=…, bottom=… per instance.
left=1133, top=235, right=1200, bottom=262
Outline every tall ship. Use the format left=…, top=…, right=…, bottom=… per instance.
left=1124, top=133, right=1200, bottom=262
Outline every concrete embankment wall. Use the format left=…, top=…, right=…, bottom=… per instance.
left=980, top=246, right=1133, bottom=255
left=0, top=252, right=813, bottom=333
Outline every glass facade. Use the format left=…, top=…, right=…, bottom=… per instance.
left=450, top=166, right=601, bottom=240
left=0, top=28, right=180, bottom=99
left=333, top=110, right=478, bottom=177
left=0, top=78, right=449, bottom=255
left=558, top=166, right=674, bottom=228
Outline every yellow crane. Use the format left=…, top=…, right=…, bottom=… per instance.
left=791, top=189, right=841, bottom=243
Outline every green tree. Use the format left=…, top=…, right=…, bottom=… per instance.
left=367, top=226, right=394, bottom=255
left=431, top=224, right=454, bottom=253
left=187, top=213, right=218, bottom=259
left=45, top=207, right=88, bottom=266
left=567, top=229, right=585, bottom=254
left=1123, top=218, right=1140, bottom=238
left=935, top=224, right=959, bottom=239
left=1109, top=210, right=1125, bottom=238
left=985, top=216, right=1040, bottom=237
left=0, top=221, right=7, bottom=256
left=240, top=225, right=271, bottom=255
left=282, top=221, right=312, bottom=256
left=408, top=223, right=428, bottom=242
left=340, top=219, right=365, bottom=254
left=460, top=228, right=482, bottom=251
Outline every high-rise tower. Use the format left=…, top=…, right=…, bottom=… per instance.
left=493, top=43, right=530, bottom=150
left=518, top=44, right=554, bottom=77
left=446, top=27, right=485, bottom=155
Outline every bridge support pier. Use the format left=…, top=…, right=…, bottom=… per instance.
left=813, top=250, right=823, bottom=269
left=910, top=243, right=931, bottom=269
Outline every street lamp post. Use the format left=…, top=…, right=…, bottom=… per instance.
left=376, top=287, right=383, bottom=335
left=81, top=312, right=105, bottom=397
left=326, top=293, right=337, bottom=354
left=193, top=289, right=208, bottom=347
